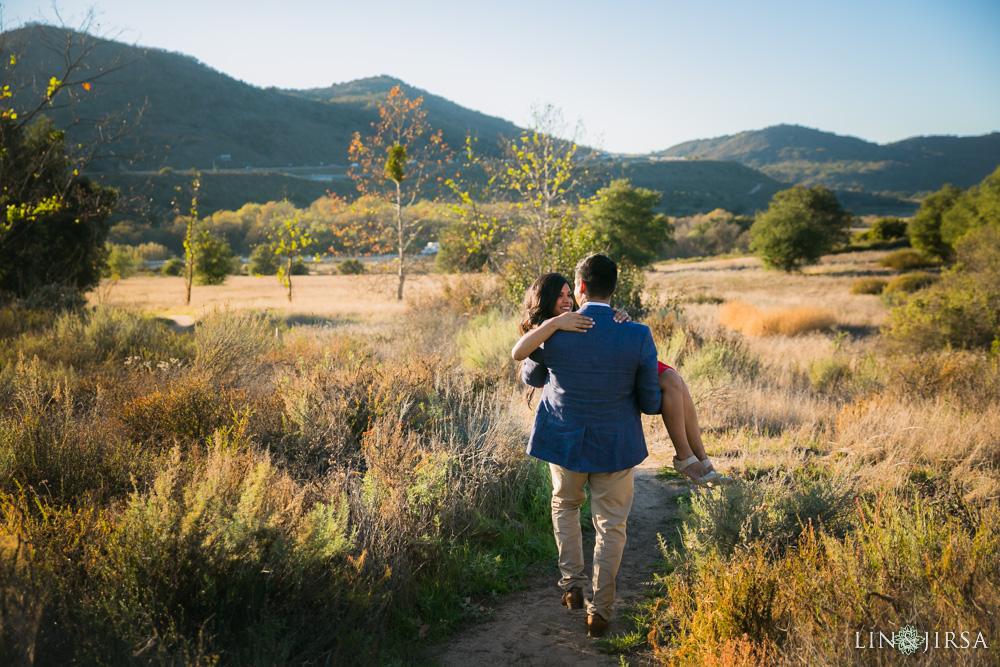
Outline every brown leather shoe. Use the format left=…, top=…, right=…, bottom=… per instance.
left=587, top=614, right=608, bottom=637
left=561, top=588, right=584, bottom=610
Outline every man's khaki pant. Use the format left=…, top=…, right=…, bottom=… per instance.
left=549, top=463, right=634, bottom=621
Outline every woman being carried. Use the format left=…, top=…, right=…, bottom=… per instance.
left=512, top=272, right=731, bottom=486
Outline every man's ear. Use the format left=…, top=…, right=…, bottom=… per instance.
left=575, top=280, right=586, bottom=301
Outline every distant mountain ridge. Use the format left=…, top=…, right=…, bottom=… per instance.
left=654, top=124, right=1000, bottom=196
left=4, top=25, right=995, bottom=217
left=2, top=25, right=519, bottom=170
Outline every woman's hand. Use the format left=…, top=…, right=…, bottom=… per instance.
left=551, top=312, right=594, bottom=332
left=613, top=308, right=632, bottom=324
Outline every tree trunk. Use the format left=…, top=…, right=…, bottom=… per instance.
left=395, top=183, right=405, bottom=301
left=286, top=257, right=293, bottom=302
left=397, top=252, right=405, bottom=300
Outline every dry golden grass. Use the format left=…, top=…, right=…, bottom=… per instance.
left=93, top=273, right=464, bottom=324
left=718, top=300, right=836, bottom=337
left=650, top=251, right=892, bottom=336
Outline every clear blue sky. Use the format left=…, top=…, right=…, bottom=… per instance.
left=5, top=0, right=999, bottom=153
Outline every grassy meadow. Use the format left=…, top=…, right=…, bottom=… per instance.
left=1, top=249, right=997, bottom=665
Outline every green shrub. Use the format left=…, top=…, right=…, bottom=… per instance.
left=681, top=471, right=854, bottom=561
left=75, top=447, right=368, bottom=664
left=879, top=249, right=935, bottom=271
left=103, top=244, right=139, bottom=279
left=161, top=257, right=184, bottom=276
left=882, top=225, right=1000, bottom=351
left=193, top=230, right=238, bottom=285
left=863, top=216, right=908, bottom=242
left=289, top=260, right=310, bottom=275
left=248, top=245, right=279, bottom=275
left=0, top=301, right=556, bottom=665
left=883, top=280, right=998, bottom=351
left=337, top=258, right=366, bottom=275
left=884, top=271, right=938, bottom=297
left=456, top=310, right=519, bottom=377
left=680, top=335, right=761, bottom=383
left=808, top=356, right=850, bottom=392
left=849, top=277, right=887, bottom=295
left=194, top=309, right=275, bottom=381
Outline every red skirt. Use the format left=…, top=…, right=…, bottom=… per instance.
left=657, top=361, right=674, bottom=375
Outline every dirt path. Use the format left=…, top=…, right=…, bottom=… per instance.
left=434, top=440, right=682, bottom=666
left=162, top=314, right=196, bottom=332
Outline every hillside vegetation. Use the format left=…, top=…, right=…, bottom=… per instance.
left=2, top=25, right=517, bottom=170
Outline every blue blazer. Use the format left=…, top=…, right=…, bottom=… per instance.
left=521, top=302, right=662, bottom=473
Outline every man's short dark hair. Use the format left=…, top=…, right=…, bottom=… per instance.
left=575, top=254, right=617, bottom=300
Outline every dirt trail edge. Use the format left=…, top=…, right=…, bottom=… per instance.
left=434, top=440, right=681, bottom=666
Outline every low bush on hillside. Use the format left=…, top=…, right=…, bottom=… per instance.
left=337, top=258, right=366, bottom=275
left=849, top=277, right=888, bottom=295
left=854, top=216, right=908, bottom=243
left=161, top=257, right=184, bottom=276
left=680, top=334, right=761, bottom=384
left=718, top=301, right=836, bottom=337
left=879, top=249, right=936, bottom=271
left=883, top=225, right=1000, bottom=352
left=884, top=271, right=939, bottom=297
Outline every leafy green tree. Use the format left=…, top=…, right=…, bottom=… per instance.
left=499, top=105, right=592, bottom=279
left=178, top=174, right=202, bottom=303
left=266, top=208, right=316, bottom=301
left=441, top=136, right=512, bottom=273
left=0, top=20, right=142, bottom=305
left=0, top=115, right=116, bottom=303
left=750, top=185, right=852, bottom=272
left=584, top=179, right=673, bottom=267
left=909, top=184, right=962, bottom=261
left=941, top=166, right=1000, bottom=249
left=193, top=229, right=238, bottom=286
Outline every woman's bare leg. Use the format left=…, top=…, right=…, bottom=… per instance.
left=660, top=370, right=709, bottom=478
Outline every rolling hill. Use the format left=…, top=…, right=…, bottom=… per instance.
left=4, top=24, right=993, bottom=220
left=654, top=124, right=1000, bottom=197
left=2, top=24, right=519, bottom=170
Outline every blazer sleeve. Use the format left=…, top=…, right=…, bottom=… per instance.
left=635, top=328, right=662, bottom=415
left=520, top=349, right=549, bottom=388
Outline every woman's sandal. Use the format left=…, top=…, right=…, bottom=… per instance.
left=701, top=458, right=735, bottom=485
left=672, top=455, right=723, bottom=487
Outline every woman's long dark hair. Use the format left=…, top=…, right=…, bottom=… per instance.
left=518, top=272, right=572, bottom=334
left=517, top=272, right=573, bottom=407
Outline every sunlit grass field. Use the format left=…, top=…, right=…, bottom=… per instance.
left=96, top=273, right=454, bottom=323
